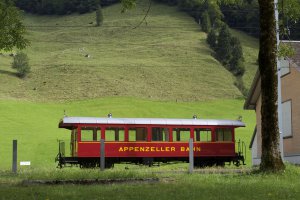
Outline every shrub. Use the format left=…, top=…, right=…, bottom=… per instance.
left=216, top=24, right=231, bottom=65
left=96, top=5, right=103, bottom=26
left=12, top=52, right=30, bottom=78
left=207, top=29, right=217, bottom=50
left=201, top=11, right=211, bottom=33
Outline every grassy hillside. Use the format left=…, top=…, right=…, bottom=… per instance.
left=0, top=1, right=258, bottom=170
left=0, top=97, right=255, bottom=169
left=0, top=1, right=255, bottom=102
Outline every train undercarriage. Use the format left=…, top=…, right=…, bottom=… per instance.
left=55, top=154, right=245, bottom=169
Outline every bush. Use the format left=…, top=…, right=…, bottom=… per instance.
left=207, top=29, right=217, bottom=50
left=216, top=24, right=231, bottom=65
left=201, top=11, right=211, bottom=33
left=11, top=52, right=30, bottom=78
left=232, top=59, right=245, bottom=76
left=96, top=5, right=103, bottom=26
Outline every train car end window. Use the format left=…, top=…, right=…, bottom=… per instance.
left=81, top=127, right=101, bottom=141
left=216, top=128, right=232, bottom=142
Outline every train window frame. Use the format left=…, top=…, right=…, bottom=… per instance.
left=172, top=128, right=191, bottom=142
left=194, top=128, right=212, bottom=142
left=128, top=127, right=147, bottom=142
left=80, top=126, right=101, bottom=142
left=104, top=127, right=125, bottom=142
left=215, top=128, right=233, bottom=142
left=151, top=127, right=170, bottom=142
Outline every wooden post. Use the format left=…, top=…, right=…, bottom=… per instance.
left=189, top=138, right=194, bottom=174
left=100, top=139, right=105, bottom=171
left=12, top=140, right=17, bottom=173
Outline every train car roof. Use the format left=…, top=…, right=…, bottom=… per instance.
left=59, top=117, right=245, bottom=129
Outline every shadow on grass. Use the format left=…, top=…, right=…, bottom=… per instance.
left=0, top=69, right=17, bottom=77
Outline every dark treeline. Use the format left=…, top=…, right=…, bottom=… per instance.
left=15, top=0, right=118, bottom=15
left=220, top=1, right=260, bottom=37
left=158, top=0, right=300, bottom=40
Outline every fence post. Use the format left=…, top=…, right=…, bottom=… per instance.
left=12, top=140, right=17, bottom=173
left=189, top=138, right=194, bottom=174
left=100, top=139, right=105, bottom=171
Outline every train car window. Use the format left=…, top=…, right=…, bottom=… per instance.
left=81, top=127, right=101, bottom=141
left=152, top=128, right=169, bottom=141
left=129, top=127, right=147, bottom=141
left=105, top=127, right=125, bottom=142
left=216, top=128, right=232, bottom=142
left=172, top=128, right=190, bottom=142
left=194, top=129, right=212, bottom=142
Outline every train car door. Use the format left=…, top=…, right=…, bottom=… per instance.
left=70, top=129, right=78, bottom=157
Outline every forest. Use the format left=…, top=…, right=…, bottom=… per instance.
left=14, top=0, right=300, bottom=40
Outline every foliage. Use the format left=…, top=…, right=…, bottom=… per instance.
left=229, top=36, right=244, bottom=76
left=0, top=0, right=29, bottom=51
left=278, top=42, right=296, bottom=58
left=120, top=0, right=136, bottom=12
left=201, top=11, right=211, bottom=32
left=217, top=24, right=232, bottom=65
left=15, top=0, right=118, bottom=15
left=96, top=5, right=103, bottom=26
left=221, top=0, right=259, bottom=37
left=11, top=52, right=30, bottom=78
left=207, top=29, right=217, bottom=50
left=206, top=1, right=223, bottom=26
left=279, top=0, right=300, bottom=23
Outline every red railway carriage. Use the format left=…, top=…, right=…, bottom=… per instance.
left=56, top=116, right=246, bottom=168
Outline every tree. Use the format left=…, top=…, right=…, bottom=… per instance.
left=123, top=0, right=286, bottom=172
left=96, top=5, right=103, bottom=26
left=207, top=29, right=217, bottom=50
left=258, top=0, right=285, bottom=172
left=0, top=0, right=29, bottom=51
left=229, top=36, right=244, bottom=76
left=216, top=24, right=231, bottom=66
left=12, top=52, right=30, bottom=78
left=201, top=11, right=211, bottom=33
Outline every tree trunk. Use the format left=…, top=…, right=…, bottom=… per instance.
left=258, top=0, right=285, bottom=171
